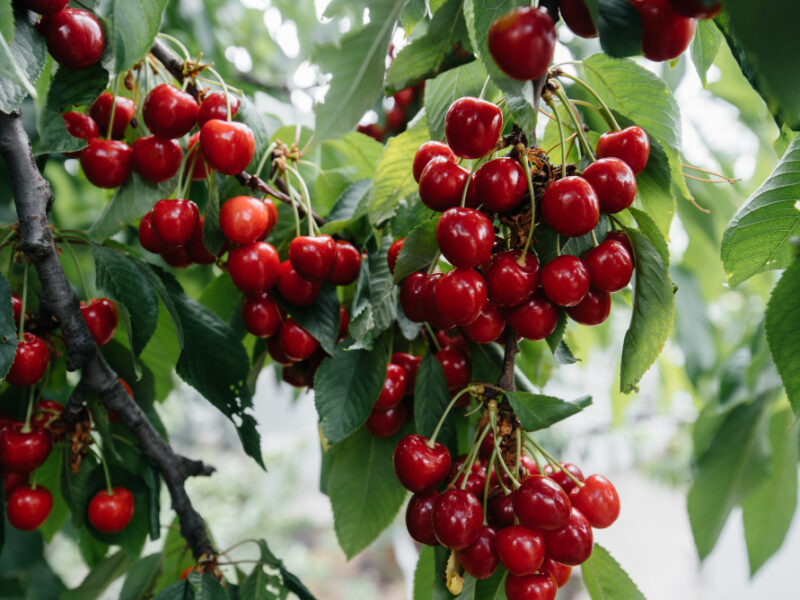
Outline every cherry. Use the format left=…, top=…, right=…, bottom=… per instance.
left=186, top=133, right=208, bottom=181
left=419, top=156, right=473, bottom=212
left=506, top=291, right=558, bottom=340
left=596, top=126, right=650, bottom=175
left=569, top=474, right=620, bottom=528
left=6, top=485, right=52, bottom=531
left=668, top=0, right=721, bottom=19
left=62, top=111, right=98, bottom=157
left=436, top=208, right=494, bottom=269
left=386, top=104, right=407, bottom=131
left=21, top=0, right=68, bottom=15
left=474, top=158, right=527, bottom=213
left=276, top=260, right=321, bottom=307
left=219, top=196, right=270, bottom=245
left=413, top=141, right=456, bottom=182
left=543, top=507, right=593, bottom=565
left=541, top=176, right=599, bottom=237
left=435, top=269, right=487, bottom=326
left=282, top=360, right=314, bottom=388
left=0, top=424, right=52, bottom=472
left=198, top=91, right=241, bottom=126
left=560, top=0, right=598, bottom=38
left=544, top=558, right=572, bottom=588
left=90, top=93, right=136, bottom=140
left=289, top=235, right=337, bottom=282
left=462, top=300, right=505, bottom=344
left=3, top=471, right=29, bottom=497
left=132, top=136, right=182, bottom=183
left=391, top=352, right=421, bottom=389
left=393, top=433, right=451, bottom=492
left=263, top=199, right=278, bottom=238
left=186, top=216, right=216, bottom=265
left=31, top=399, right=63, bottom=430
left=267, top=336, right=294, bottom=366
left=488, top=7, right=556, bottom=81
left=436, top=329, right=470, bottom=355
left=483, top=250, right=539, bottom=307
left=142, top=83, right=199, bottom=139
left=435, top=347, right=470, bottom=391
left=279, top=318, right=319, bottom=361
left=38, top=8, right=104, bottom=70
left=583, top=240, right=634, bottom=292
left=200, top=119, right=255, bottom=175
left=80, top=297, right=118, bottom=346
left=488, top=493, right=515, bottom=529
left=6, top=332, right=49, bottom=387
left=374, top=364, right=408, bottom=411
left=432, top=488, right=483, bottom=550
left=161, top=246, right=191, bottom=268
left=151, top=199, right=200, bottom=247
left=445, top=97, right=502, bottom=159
left=366, top=404, right=407, bottom=437
left=496, top=525, right=546, bottom=576
left=357, top=123, right=384, bottom=142
left=328, top=241, right=361, bottom=286
left=449, top=456, right=488, bottom=497
left=457, top=525, right=500, bottom=580
left=545, top=462, right=585, bottom=493
left=540, top=255, right=590, bottom=307
left=505, top=573, right=557, bottom=600
left=520, top=454, right=540, bottom=478
left=514, top=475, right=571, bottom=531
left=420, top=275, right=455, bottom=330
left=406, top=490, right=440, bottom=545
left=387, top=238, right=405, bottom=273
left=399, top=272, right=431, bottom=322
left=338, top=306, right=349, bottom=340
left=10, top=293, right=23, bottom=326
left=567, top=289, right=611, bottom=326
left=229, top=242, right=281, bottom=295
left=631, top=0, right=696, bottom=62
left=393, top=88, right=415, bottom=109
left=581, top=158, right=636, bottom=214
left=605, top=230, right=634, bottom=258
left=138, top=211, right=168, bottom=254
left=81, top=139, right=132, bottom=189
left=88, top=486, right=135, bottom=533
left=242, top=293, right=283, bottom=338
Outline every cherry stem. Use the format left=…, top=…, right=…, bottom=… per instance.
left=461, top=157, right=487, bottom=208
left=61, top=238, right=91, bottom=300
left=525, top=443, right=546, bottom=475
left=478, top=76, right=491, bottom=100
left=22, top=385, right=34, bottom=433
left=557, top=72, right=620, bottom=131
left=489, top=411, right=520, bottom=489
left=254, top=142, right=278, bottom=180
left=515, top=428, right=522, bottom=482
left=555, top=234, right=561, bottom=256
left=96, top=443, right=115, bottom=495
left=452, top=421, right=491, bottom=490
left=525, top=433, right=584, bottom=488
left=429, top=385, right=475, bottom=446
left=482, top=450, right=496, bottom=521
left=205, top=66, right=232, bottom=121
left=544, top=97, right=567, bottom=179
left=426, top=251, right=441, bottom=275
left=106, top=76, right=122, bottom=140
left=423, top=322, right=442, bottom=352
left=287, top=181, right=302, bottom=238
left=682, top=162, right=740, bottom=184
left=285, top=166, right=315, bottom=236
left=156, top=33, right=192, bottom=64
left=17, top=261, right=27, bottom=342
left=518, top=150, right=537, bottom=263
left=552, top=83, right=595, bottom=161
left=590, top=230, right=600, bottom=247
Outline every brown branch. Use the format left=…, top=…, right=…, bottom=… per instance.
left=497, top=328, right=520, bottom=392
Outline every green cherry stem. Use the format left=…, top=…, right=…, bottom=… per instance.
left=525, top=433, right=584, bottom=488
left=285, top=166, right=315, bottom=236
left=482, top=450, right=496, bottom=521
left=96, top=443, right=115, bottom=495
left=205, top=66, right=233, bottom=121
left=515, top=428, right=522, bottom=482
left=518, top=150, right=537, bottom=264
left=156, top=32, right=192, bottom=63
left=557, top=72, right=620, bottom=131
left=254, top=142, right=278, bottom=180
left=544, top=97, right=567, bottom=178
left=452, top=421, right=491, bottom=490
left=17, top=262, right=27, bottom=342
left=429, top=385, right=476, bottom=446
left=21, top=385, right=35, bottom=433
left=478, top=76, right=491, bottom=100
left=552, top=83, right=595, bottom=161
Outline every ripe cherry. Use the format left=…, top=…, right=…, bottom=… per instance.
left=289, top=235, right=337, bottom=282
left=631, top=0, right=696, bottom=62
left=393, top=87, right=415, bottom=108
left=474, top=158, right=527, bottom=213
left=387, top=238, right=405, bottom=274
left=545, top=462, right=585, bottom=493
left=488, top=7, right=556, bottom=81
left=400, top=272, right=430, bottom=322
left=449, top=456, right=488, bottom=497
left=186, top=216, right=216, bottom=265
left=31, top=399, right=63, bottom=430
left=81, top=139, right=132, bottom=189
left=488, top=493, right=515, bottom=529
left=220, top=196, right=269, bottom=246
left=505, top=573, right=557, bottom=600
left=90, top=93, right=136, bottom=140
left=406, top=490, right=440, bottom=546
left=567, top=289, right=611, bottom=326
left=21, top=0, right=68, bottom=15
left=569, top=474, right=620, bottom=528
left=393, top=433, right=451, bottom=492
left=544, top=558, right=572, bottom=588
left=668, top=0, right=721, bottom=19
left=38, top=8, right=104, bottom=70
left=457, top=525, right=500, bottom=580
left=483, top=250, right=539, bottom=307
left=6, top=332, right=49, bottom=387
left=161, top=246, right=192, bottom=268
left=62, top=111, right=98, bottom=157
left=88, top=487, right=135, bottom=533
left=282, top=361, right=314, bottom=388
left=132, top=136, right=182, bottom=183
left=374, top=364, right=407, bottom=411
left=437, top=208, right=494, bottom=269
left=413, top=141, right=456, bottom=182
left=435, top=347, right=470, bottom=391
left=541, top=176, right=599, bottom=237
left=462, top=300, right=505, bottom=344
left=356, top=123, right=384, bottom=142
left=198, top=91, right=241, bottom=126
left=540, top=255, right=590, bottom=307
left=7, top=485, right=52, bottom=531
left=200, top=119, right=255, bottom=175
left=419, top=156, right=473, bottom=212
left=596, top=126, right=650, bottom=175
left=583, top=239, right=634, bottom=292
left=0, top=424, right=52, bottom=472
left=496, top=525, right=545, bottom=576
left=445, top=97, right=502, bottom=159
left=328, top=241, right=361, bottom=286
left=435, top=269, right=487, bottom=326
left=436, top=329, right=470, bottom=355
left=3, top=471, right=29, bottom=497
left=560, top=0, right=598, bottom=37
left=338, top=305, right=349, bottom=340
left=143, top=83, right=199, bottom=139
left=366, top=403, right=407, bottom=437
left=186, top=133, right=208, bottom=181
left=276, top=260, right=321, bottom=307
left=543, top=507, right=594, bottom=566
left=152, top=199, right=200, bottom=247
left=605, top=230, right=634, bottom=258
left=80, top=297, right=118, bottom=346
left=279, top=319, right=319, bottom=361
left=242, top=293, right=282, bottom=338
left=581, top=158, right=636, bottom=214
left=506, top=291, right=558, bottom=340
left=229, top=242, right=281, bottom=295
left=267, top=335, right=294, bottom=366
left=138, top=211, right=168, bottom=254
left=514, top=475, right=571, bottom=531
left=10, top=293, right=23, bottom=326
left=391, top=352, right=421, bottom=389
left=432, top=488, right=483, bottom=550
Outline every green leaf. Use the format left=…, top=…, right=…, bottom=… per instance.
left=0, top=1, right=13, bottom=42
left=691, top=20, right=722, bottom=88
left=120, top=553, right=164, bottom=600
left=153, top=581, right=193, bottom=600
left=239, top=564, right=274, bottom=600
left=238, top=95, right=274, bottom=173
left=766, top=258, right=800, bottom=417
left=619, top=228, right=675, bottom=394
left=628, top=207, right=669, bottom=266
left=186, top=572, right=228, bottom=599
left=393, top=218, right=438, bottom=282
left=413, top=546, right=438, bottom=599
left=474, top=568, right=506, bottom=600
left=321, top=179, right=371, bottom=234
left=328, top=427, right=408, bottom=558
left=546, top=312, right=578, bottom=366
left=505, top=392, right=592, bottom=432
left=629, top=136, right=676, bottom=238
left=0, top=13, right=46, bottom=111
left=424, top=60, right=491, bottom=143
left=276, top=283, right=340, bottom=355
left=0, top=275, right=17, bottom=379
left=98, top=0, right=169, bottom=76
left=584, top=0, right=642, bottom=59
left=348, top=235, right=397, bottom=349
left=721, top=134, right=800, bottom=287
left=414, top=353, right=456, bottom=447
left=255, top=540, right=317, bottom=600
left=61, top=551, right=137, bottom=600
left=581, top=543, right=646, bottom=600
left=198, top=275, right=241, bottom=324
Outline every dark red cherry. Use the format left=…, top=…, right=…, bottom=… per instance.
left=90, top=93, right=135, bottom=140
left=393, top=433, right=451, bottom=492
left=605, top=230, right=634, bottom=258
left=424, top=274, right=457, bottom=330
left=219, top=196, right=270, bottom=246
left=356, top=123, right=384, bottom=142
left=151, top=199, right=200, bottom=247
left=62, top=111, right=98, bottom=157
left=668, top=0, right=721, bottom=19
left=541, top=176, right=599, bottom=237
left=483, top=250, right=539, bottom=307
left=282, top=361, right=314, bottom=388
left=406, top=490, right=440, bottom=546
left=6, top=485, right=52, bottom=531
left=543, top=507, right=593, bottom=566
left=161, top=246, right=191, bottom=268
left=436, top=329, right=470, bottom=355
left=545, top=462, right=585, bottom=493
left=583, top=239, right=634, bottom=292
left=279, top=318, right=319, bottom=361
left=566, top=289, right=611, bottom=325
left=387, top=238, right=405, bottom=274
left=198, top=91, right=241, bottom=126
left=199, top=119, right=255, bottom=175
left=138, top=211, right=168, bottom=254
left=374, top=364, right=408, bottom=411
left=560, top=0, right=598, bottom=37
left=262, top=198, right=278, bottom=238
left=488, top=493, right=516, bottom=529
left=496, top=525, right=545, bottom=576
left=436, top=207, right=494, bottom=269
left=581, top=158, right=636, bottom=214
left=391, top=352, right=421, bottom=389
left=569, top=474, right=620, bottom=528
left=544, top=558, right=572, bottom=588
left=132, top=136, right=182, bottom=183
left=540, top=255, right=590, bottom=307
left=289, top=235, right=337, bottom=282
left=228, top=242, right=281, bottom=295
left=276, top=260, right=321, bottom=307
left=31, top=399, right=63, bottom=430
left=186, top=216, right=216, bottom=265
left=506, top=291, right=558, bottom=340
left=366, top=403, right=407, bottom=437
left=435, top=347, right=470, bottom=391
left=142, top=83, right=199, bottom=139
left=242, top=293, right=283, bottom=338
left=457, top=525, right=500, bottom=580
left=328, top=241, right=361, bottom=286
left=88, top=486, right=134, bottom=533
left=185, top=132, right=208, bottom=181
left=432, top=488, right=483, bottom=550
left=488, top=7, right=556, bottom=81
left=3, top=471, right=29, bottom=497
left=419, top=156, right=474, bottom=212
left=631, top=0, right=696, bottom=62
left=505, top=573, right=557, bottom=600
left=514, top=475, right=571, bottom=531
left=39, top=8, right=104, bottom=70
left=449, top=456, right=488, bottom=497
left=435, top=269, right=487, bottom=326
left=462, top=300, right=505, bottom=344
left=445, top=97, right=502, bottom=159
left=474, top=158, right=527, bottom=213
left=267, top=335, right=294, bottom=366
left=400, top=272, right=430, bottom=323
left=413, top=141, right=456, bottom=182
left=6, top=332, right=49, bottom=387
left=80, top=297, right=118, bottom=346
left=0, top=424, right=52, bottom=472
left=81, top=139, right=132, bottom=188
left=393, top=87, right=415, bottom=108
left=338, top=305, right=349, bottom=340
left=20, top=0, right=68, bottom=15
left=10, top=294, right=23, bottom=326
left=385, top=104, right=406, bottom=131
left=596, top=126, right=650, bottom=175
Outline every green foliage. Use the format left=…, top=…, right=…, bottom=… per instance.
left=0, top=11, right=46, bottom=112
left=424, top=60, right=492, bottom=143
left=505, top=392, right=592, bottom=432
left=393, top=219, right=438, bottom=282
left=692, top=20, right=722, bottom=88
left=61, top=551, right=138, bottom=600
left=97, top=0, right=169, bottom=76
left=276, top=283, right=341, bottom=355
left=583, top=0, right=642, bottom=59
left=0, top=274, right=17, bottom=379
left=414, top=353, right=456, bottom=448
left=582, top=544, right=646, bottom=600
left=765, top=257, right=800, bottom=418
left=348, top=235, right=397, bottom=348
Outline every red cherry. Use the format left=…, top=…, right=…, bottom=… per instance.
left=276, top=260, right=321, bottom=307
left=198, top=91, right=241, bottom=126
left=80, top=297, right=118, bottom=346
left=569, top=474, right=620, bottom=528
left=541, top=177, right=599, bottom=237
left=387, top=238, right=405, bottom=273
left=161, top=246, right=192, bottom=268
left=229, top=242, right=280, bottom=295
left=399, top=272, right=430, bottom=323
left=385, top=105, right=406, bottom=131
left=520, top=454, right=541, bottom=479
left=488, top=492, right=515, bottom=529
left=6, top=485, right=52, bottom=531
left=505, top=573, right=557, bottom=600
left=419, top=156, right=474, bottom=212
left=393, top=88, right=415, bottom=108
left=328, top=241, right=361, bottom=286
left=185, top=133, right=208, bottom=181
left=545, top=462, right=585, bottom=493
left=20, top=0, right=68, bottom=15
left=199, top=119, right=255, bottom=175
left=81, top=139, right=132, bottom=189
left=543, top=507, right=593, bottom=565
left=432, top=488, right=483, bottom=550
left=289, top=235, right=337, bottom=282
left=436, top=208, right=494, bottom=269
left=544, top=558, right=572, bottom=588
left=242, top=293, right=282, bottom=338
left=435, top=269, right=487, bottom=326
left=514, top=475, right=571, bottom=531
left=567, top=288, right=611, bottom=326
left=436, top=329, right=470, bottom=355
left=462, top=300, right=505, bottom=344
left=413, top=141, right=456, bottom=182
left=138, top=211, right=168, bottom=254
left=356, top=123, right=384, bottom=142
left=581, top=158, right=636, bottom=214
left=474, top=158, right=527, bottom=213
left=366, top=403, right=408, bottom=437
left=263, top=199, right=278, bottom=237
left=488, top=7, right=556, bottom=81
left=631, top=0, right=696, bottom=62
left=90, top=93, right=136, bottom=140
left=186, top=216, right=216, bottom=265
left=393, top=433, right=451, bottom=492
left=605, top=230, right=634, bottom=258
left=132, top=136, right=182, bottom=183
left=374, top=364, right=407, bottom=411
left=540, top=255, right=590, bottom=307
left=445, top=97, right=503, bottom=159
left=39, top=8, right=104, bottom=70
left=391, top=352, right=421, bottom=389
left=282, top=361, right=313, bottom=388
left=338, top=305, right=349, bottom=340
left=279, top=319, right=318, bottom=361
left=596, top=126, right=650, bottom=175
left=142, top=83, right=199, bottom=139
left=31, top=399, right=63, bottom=430
left=457, top=525, right=500, bottom=580
left=435, top=347, right=470, bottom=391
left=267, top=335, right=294, bottom=366
left=3, top=471, right=29, bottom=497
left=449, top=456, right=488, bottom=497
left=668, top=0, right=721, bottom=19
left=483, top=250, right=539, bottom=307
left=219, top=196, right=269, bottom=245
left=560, top=0, right=598, bottom=37
left=10, top=293, right=23, bottom=326
left=496, top=525, right=545, bottom=576
left=62, top=111, right=98, bottom=157
left=6, top=332, right=49, bottom=387
left=0, top=424, right=52, bottom=472
left=88, top=486, right=135, bottom=533
left=506, top=291, right=558, bottom=340
left=583, top=240, right=634, bottom=292
left=406, top=490, right=440, bottom=545
left=151, top=199, right=200, bottom=247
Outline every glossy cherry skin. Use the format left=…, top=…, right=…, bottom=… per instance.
left=419, top=156, right=473, bottom=212
left=31, top=399, right=63, bottom=430
left=338, top=305, right=349, bottom=340
left=540, top=255, right=590, bottom=307
left=0, top=424, right=52, bottom=472
left=544, top=558, right=572, bottom=588
left=80, top=297, right=118, bottom=346
left=413, top=141, right=456, bottom=182
left=445, top=97, right=503, bottom=159
left=436, top=347, right=470, bottom=391
left=276, top=260, right=321, bottom=307
left=393, top=433, right=451, bottom=492
left=3, top=471, right=29, bottom=497
left=267, top=335, right=294, bottom=366
left=488, top=7, right=556, bottom=81
left=90, top=93, right=136, bottom=140
left=668, top=0, right=721, bottom=18
left=198, top=91, right=241, bottom=126
left=514, top=475, right=571, bottom=531
left=88, top=487, right=135, bottom=533
left=483, top=250, right=539, bottom=307
left=81, top=139, right=132, bottom=189
left=541, top=177, right=599, bottom=237
left=279, top=319, right=319, bottom=361
left=328, top=241, right=361, bottom=286
left=474, top=158, right=527, bottom=213
left=567, top=289, right=611, bottom=326
left=220, top=196, right=269, bottom=245
left=569, top=474, right=620, bottom=528
left=132, top=136, right=182, bottom=183
left=229, top=242, right=281, bottom=295
left=406, top=489, right=440, bottom=545
left=151, top=199, right=200, bottom=247
left=457, top=525, right=500, bottom=580
left=162, top=243, right=191, bottom=267
left=138, top=211, right=168, bottom=254
left=581, top=158, right=636, bottom=214
left=449, top=456, right=488, bottom=497
left=596, top=126, right=650, bottom=175
left=436, top=329, right=470, bottom=354
left=186, top=216, right=216, bottom=265
left=142, top=83, right=199, bottom=139
left=242, top=293, right=283, bottom=338
left=391, top=352, right=421, bottom=389
left=605, top=230, right=634, bottom=258
left=506, top=291, right=558, bottom=340
left=432, top=489, right=483, bottom=550
left=200, top=119, right=255, bottom=175
left=366, top=404, right=407, bottom=437
left=21, top=0, right=68, bottom=14
left=583, top=240, right=634, bottom=292
left=39, top=8, right=104, bottom=70
left=424, top=275, right=457, bottom=331
left=387, top=238, right=405, bottom=274
left=10, top=293, right=22, bottom=326
left=505, top=573, right=557, bottom=600
left=543, top=507, right=594, bottom=566
left=496, top=525, right=545, bottom=576
left=7, top=485, right=52, bottom=531
left=545, top=462, right=585, bottom=493
left=400, top=272, right=430, bottom=322
left=560, top=0, right=598, bottom=37
left=437, top=208, right=494, bottom=269
left=289, top=235, right=337, bottom=282
left=374, top=364, right=408, bottom=411
left=462, top=300, right=505, bottom=344
left=186, top=132, right=208, bottom=181
left=62, top=111, right=98, bottom=156
left=6, top=332, right=49, bottom=387
left=435, top=269, right=487, bottom=326
left=488, top=493, right=516, bottom=529
left=632, top=0, right=696, bottom=62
